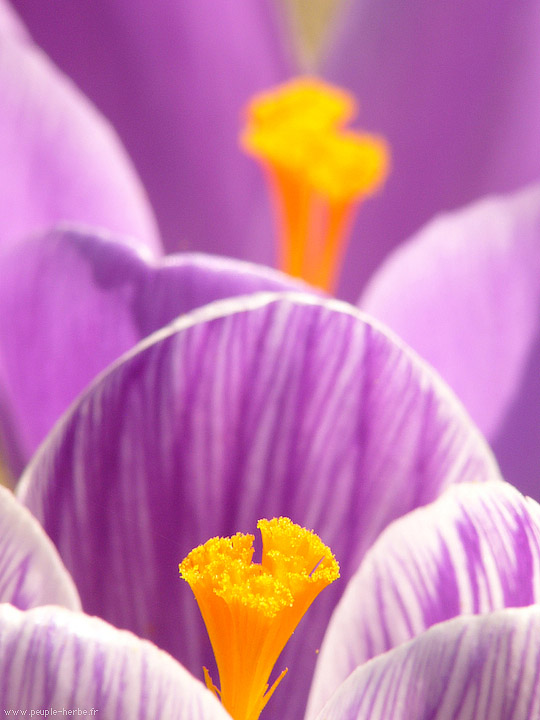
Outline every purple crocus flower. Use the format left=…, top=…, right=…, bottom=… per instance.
left=9, top=0, right=540, bottom=299
left=2, top=304, right=540, bottom=716
left=2, top=3, right=540, bottom=716
left=10, top=290, right=506, bottom=719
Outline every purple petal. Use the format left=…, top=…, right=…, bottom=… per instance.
left=315, top=607, right=540, bottom=720
left=0, top=485, right=79, bottom=610
left=0, top=27, right=160, bottom=256
left=11, top=0, right=291, bottom=266
left=308, top=481, right=540, bottom=715
left=0, top=227, right=310, bottom=473
left=327, top=2, right=540, bottom=299
left=360, top=185, right=540, bottom=498
left=18, top=294, right=499, bottom=719
left=0, top=605, right=230, bottom=718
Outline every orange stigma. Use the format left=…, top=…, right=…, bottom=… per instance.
left=179, top=517, right=339, bottom=720
left=241, top=77, right=389, bottom=292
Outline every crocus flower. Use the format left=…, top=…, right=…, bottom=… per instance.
left=3, top=5, right=540, bottom=716
left=9, top=0, right=540, bottom=298
left=3, top=298, right=540, bottom=717
left=13, top=291, right=504, bottom=718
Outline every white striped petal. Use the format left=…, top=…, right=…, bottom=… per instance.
left=0, top=485, right=79, bottom=610
left=308, top=481, right=540, bottom=715
left=316, top=607, right=540, bottom=720
left=0, top=605, right=230, bottom=719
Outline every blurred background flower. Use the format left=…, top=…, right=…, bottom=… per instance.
left=0, top=0, right=539, bottom=502
left=9, top=0, right=540, bottom=299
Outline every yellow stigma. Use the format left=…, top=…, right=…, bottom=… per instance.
left=245, top=77, right=356, bottom=132
left=241, top=77, right=389, bottom=292
left=179, top=517, right=339, bottom=720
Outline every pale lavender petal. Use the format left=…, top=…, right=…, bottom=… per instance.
left=316, top=607, right=540, bottom=720
left=11, top=0, right=290, bottom=265
left=0, top=227, right=308, bottom=473
left=18, top=294, right=499, bottom=719
left=360, top=185, right=540, bottom=499
left=308, top=481, right=540, bottom=715
left=0, top=485, right=80, bottom=610
left=0, top=605, right=230, bottom=719
left=328, top=1, right=540, bottom=299
left=0, top=29, right=160, bottom=256
left=0, top=0, right=27, bottom=37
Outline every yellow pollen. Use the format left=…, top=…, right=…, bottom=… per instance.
left=241, top=77, right=389, bottom=292
left=245, top=77, right=356, bottom=132
left=179, top=517, right=339, bottom=720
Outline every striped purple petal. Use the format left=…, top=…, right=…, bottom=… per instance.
left=0, top=485, right=79, bottom=610
left=308, top=481, right=540, bottom=715
left=0, top=605, right=230, bottom=719
left=315, top=607, right=540, bottom=720
left=360, top=184, right=540, bottom=499
left=17, top=294, right=499, bottom=719
left=0, top=227, right=309, bottom=473
left=0, top=27, right=160, bottom=257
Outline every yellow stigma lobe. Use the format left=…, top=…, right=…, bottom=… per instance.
left=179, top=517, right=339, bottom=720
left=241, top=77, right=389, bottom=292
left=245, top=77, right=355, bottom=133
